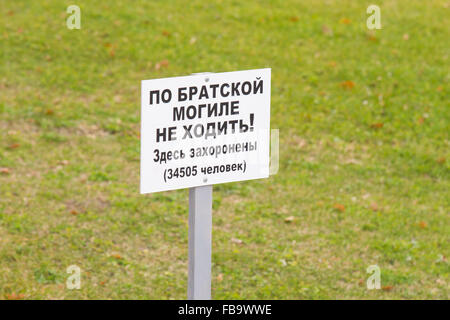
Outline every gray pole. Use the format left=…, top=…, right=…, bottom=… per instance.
left=188, top=185, right=213, bottom=300
left=187, top=72, right=213, bottom=300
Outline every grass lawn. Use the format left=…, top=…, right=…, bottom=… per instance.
left=0, top=0, right=449, bottom=299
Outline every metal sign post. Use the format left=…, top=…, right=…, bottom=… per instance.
left=188, top=185, right=212, bottom=300
left=187, top=72, right=213, bottom=300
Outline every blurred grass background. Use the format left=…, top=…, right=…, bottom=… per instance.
left=0, top=0, right=448, bottom=299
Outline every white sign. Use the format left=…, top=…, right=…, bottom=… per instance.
left=140, top=68, right=271, bottom=194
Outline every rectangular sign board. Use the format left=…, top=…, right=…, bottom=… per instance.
left=140, top=68, right=271, bottom=194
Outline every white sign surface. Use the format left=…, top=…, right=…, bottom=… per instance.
left=140, top=68, right=271, bottom=193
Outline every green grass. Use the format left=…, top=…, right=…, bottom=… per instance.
left=0, top=0, right=449, bottom=299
